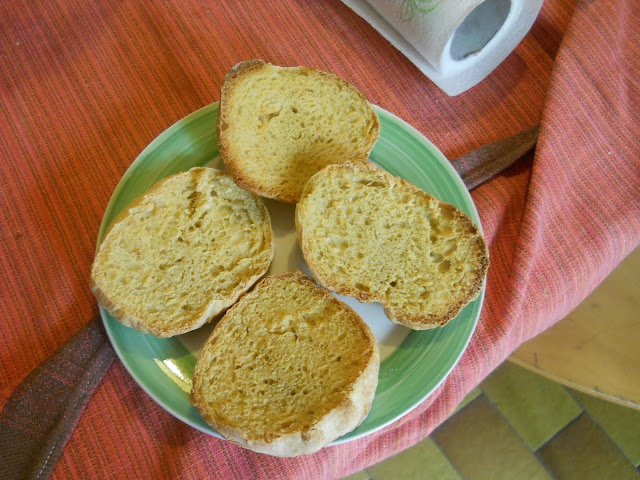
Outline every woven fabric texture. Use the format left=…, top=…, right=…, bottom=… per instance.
left=1, top=0, right=638, bottom=478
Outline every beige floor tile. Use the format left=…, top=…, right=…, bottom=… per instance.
left=368, top=437, right=461, bottom=480
left=340, top=470, right=372, bottom=480
left=482, top=361, right=582, bottom=449
left=538, top=413, right=640, bottom=480
left=571, top=389, right=640, bottom=467
left=432, top=395, right=551, bottom=480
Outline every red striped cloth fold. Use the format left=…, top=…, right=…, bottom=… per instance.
left=0, top=0, right=638, bottom=478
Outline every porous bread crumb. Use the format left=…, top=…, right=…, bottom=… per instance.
left=90, top=167, right=273, bottom=337
left=191, top=271, right=379, bottom=457
left=296, top=162, right=489, bottom=329
left=218, top=60, right=380, bottom=203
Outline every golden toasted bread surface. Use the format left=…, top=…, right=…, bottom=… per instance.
left=91, top=167, right=273, bottom=337
left=191, top=271, right=379, bottom=456
left=296, top=162, right=489, bottom=329
left=217, top=59, right=380, bottom=203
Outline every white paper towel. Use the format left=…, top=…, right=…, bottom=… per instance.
left=342, top=0, right=543, bottom=96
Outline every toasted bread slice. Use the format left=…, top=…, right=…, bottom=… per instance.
left=296, top=162, right=489, bottom=330
left=90, top=167, right=274, bottom=337
left=191, top=271, right=379, bottom=457
left=217, top=59, right=380, bottom=203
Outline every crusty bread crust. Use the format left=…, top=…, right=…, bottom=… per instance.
left=296, top=162, right=489, bottom=330
left=217, top=59, right=380, bottom=203
left=90, top=167, right=274, bottom=337
left=217, top=60, right=270, bottom=198
left=191, top=271, right=379, bottom=456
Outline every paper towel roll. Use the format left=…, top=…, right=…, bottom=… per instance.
left=343, top=0, right=543, bottom=96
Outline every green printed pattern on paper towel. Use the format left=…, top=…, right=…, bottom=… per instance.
left=400, top=0, right=444, bottom=21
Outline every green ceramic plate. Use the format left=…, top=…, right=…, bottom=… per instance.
left=97, top=103, right=485, bottom=444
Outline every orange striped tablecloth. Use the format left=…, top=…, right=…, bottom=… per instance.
left=1, top=0, right=638, bottom=478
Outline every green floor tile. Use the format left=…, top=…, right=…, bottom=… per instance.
left=453, top=387, right=482, bottom=414
left=571, top=390, right=640, bottom=467
left=340, top=470, right=372, bottom=480
left=432, top=395, right=551, bottom=480
left=482, top=362, right=582, bottom=449
left=538, top=413, right=640, bottom=480
left=368, top=437, right=461, bottom=480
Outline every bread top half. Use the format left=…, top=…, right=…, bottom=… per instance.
left=296, top=162, right=489, bottom=330
left=90, top=167, right=274, bottom=337
left=191, top=271, right=379, bottom=457
left=217, top=59, right=380, bottom=203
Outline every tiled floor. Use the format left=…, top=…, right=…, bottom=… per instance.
left=343, top=249, right=640, bottom=479
left=344, top=362, right=640, bottom=480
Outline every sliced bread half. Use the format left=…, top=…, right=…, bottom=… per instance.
left=191, top=270, right=379, bottom=457
left=90, top=167, right=274, bottom=337
left=217, top=59, right=380, bottom=203
left=296, top=162, right=489, bottom=330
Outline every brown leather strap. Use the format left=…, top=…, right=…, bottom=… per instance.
left=454, top=124, right=539, bottom=190
left=0, top=317, right=115, bottom=480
